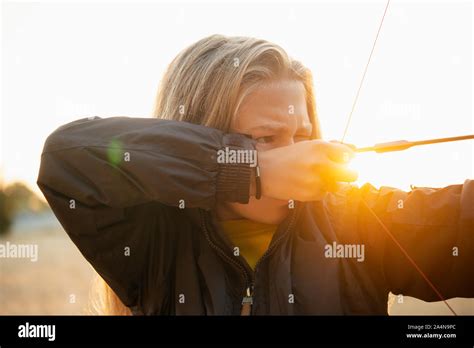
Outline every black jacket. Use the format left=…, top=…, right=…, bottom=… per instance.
left=37, top=116, right=474, bottom=315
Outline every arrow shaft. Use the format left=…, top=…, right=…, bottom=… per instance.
left=411, top=134, right=474, bottom=146
left=355, top=134, right=474, bottom=153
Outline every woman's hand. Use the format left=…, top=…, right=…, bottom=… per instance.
left=256, top=140, right=358, bottom=201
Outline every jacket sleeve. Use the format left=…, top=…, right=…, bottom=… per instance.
left=37, top=116, right=256, bottom=310
left=327, top=180, right=474, bottom=302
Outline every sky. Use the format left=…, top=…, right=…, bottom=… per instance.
left=1, top=0, right=473, bottom=198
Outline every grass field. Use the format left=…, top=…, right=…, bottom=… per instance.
left=0, top=227, right=94, bottom=315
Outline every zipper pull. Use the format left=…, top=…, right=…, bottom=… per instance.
left=241, top=286, right=253, bottom=316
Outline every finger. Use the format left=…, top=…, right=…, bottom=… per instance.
left=322, top=142, right=355, bottom=164
left=329, top=140, right=356, bottom=150
left=321, top=180, right=344, bottom=193
left=321, top=162, right=358, bottom=182
left=319, top=180, right=336, bottom=193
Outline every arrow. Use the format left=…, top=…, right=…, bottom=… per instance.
left=355, top=134, right=474, bottom=153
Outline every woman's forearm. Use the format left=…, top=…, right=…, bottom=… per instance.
left=38, top=116, right=255, bottom=210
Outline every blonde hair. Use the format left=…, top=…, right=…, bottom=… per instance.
left=92, top=34, right=320, bottom=315
left=88, top=274, right=132, bottom=315
left=154, top=34, right=320, bottom=136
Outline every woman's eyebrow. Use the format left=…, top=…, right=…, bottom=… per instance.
left=247, top=122, right=313, bottom=135
left=246, top=124, right=288, bottom=133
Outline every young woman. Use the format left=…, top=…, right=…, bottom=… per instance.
left=37, top=34, right=473, bottom=315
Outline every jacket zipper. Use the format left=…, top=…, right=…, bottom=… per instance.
left=199, top=211, right=253, bottom=307
left=248, top=206, right=299, bottom=314
left=200, top=206, right=299, bottom=315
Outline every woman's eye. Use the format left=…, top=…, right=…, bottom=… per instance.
left=255, top=136, right=274, bottom=144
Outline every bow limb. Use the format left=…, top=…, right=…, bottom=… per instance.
left=339, top=0, right=458, bottom=315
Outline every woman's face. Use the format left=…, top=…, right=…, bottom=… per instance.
left=217, top=79, right=313, bottom=224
